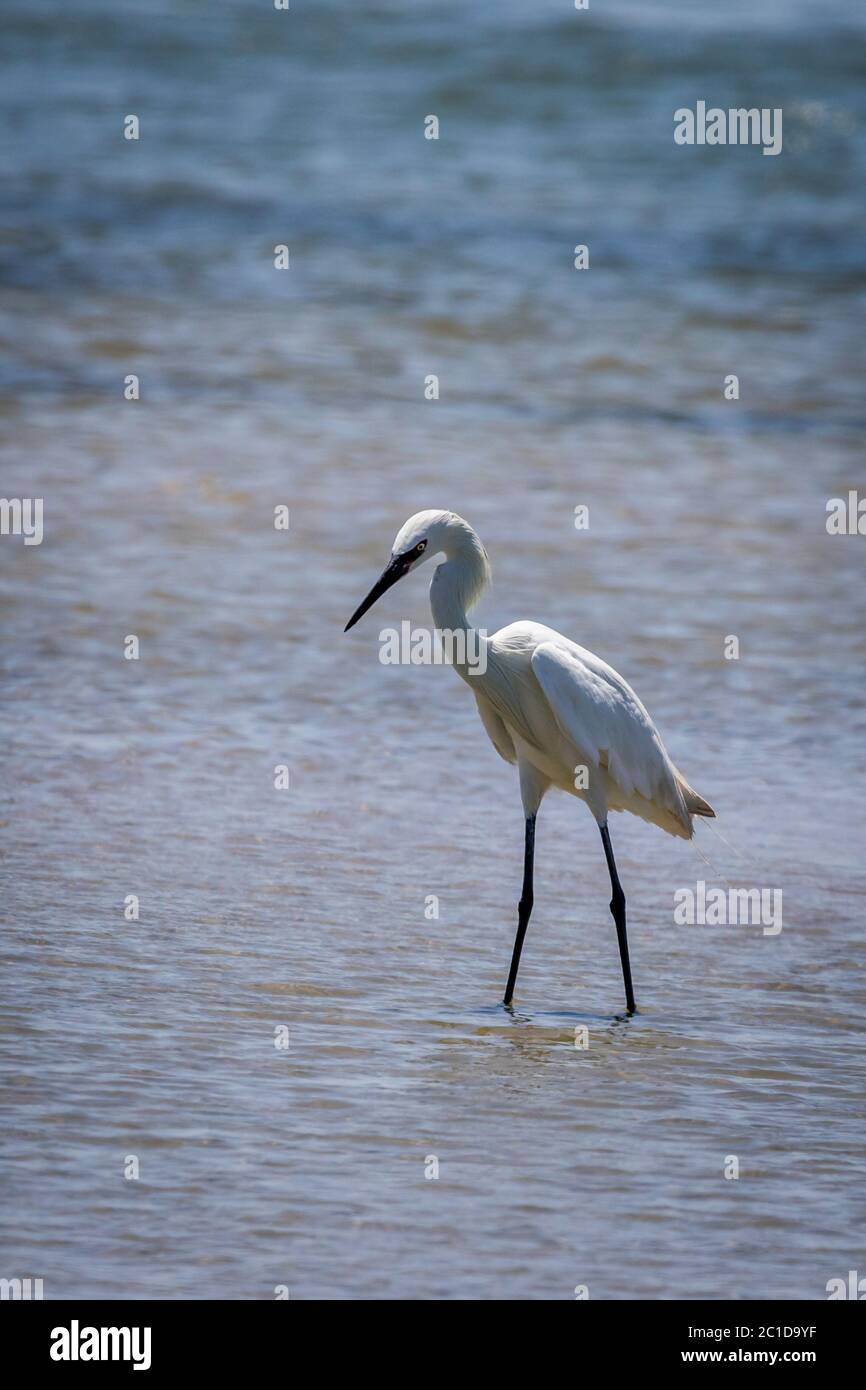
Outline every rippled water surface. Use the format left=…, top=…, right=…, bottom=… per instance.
left=1, top=0, right=865, bottom=1299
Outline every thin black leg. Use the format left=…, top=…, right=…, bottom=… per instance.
left=600, top=823, right=636, bottom=1014
left=503, top=815, right=536, bottom=1006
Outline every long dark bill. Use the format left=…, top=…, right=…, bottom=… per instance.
left=344, top=555, right=409, bottom=632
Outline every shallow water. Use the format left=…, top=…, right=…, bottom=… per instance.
left=1, top=0, right=865, bottom=1299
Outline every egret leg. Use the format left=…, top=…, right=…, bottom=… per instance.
left=503, top=815, right=536, bottom=1006
left=600, top=823, right=636, bottom=1014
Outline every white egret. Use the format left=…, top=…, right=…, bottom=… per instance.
left=345, top=510, right=714, bottom=1013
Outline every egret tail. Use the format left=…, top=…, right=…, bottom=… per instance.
left=679, top=779, right=715, bottom=818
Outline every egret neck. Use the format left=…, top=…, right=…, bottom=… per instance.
left=428, top=531, right=490, bottom=684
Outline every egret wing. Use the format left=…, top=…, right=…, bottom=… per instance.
left=530, top=639, right=687, bottom=817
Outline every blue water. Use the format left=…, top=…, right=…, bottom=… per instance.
left=1, top=0, right=865, bottom=1300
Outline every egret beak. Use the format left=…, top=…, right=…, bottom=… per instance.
left=344, top=554, right=409, bottom=632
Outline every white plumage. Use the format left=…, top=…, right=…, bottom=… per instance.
left=476, top=622, right=711, bottom=840
left=345, top=509, right=714, bottom=1012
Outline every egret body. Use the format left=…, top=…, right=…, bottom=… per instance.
left=345, top=510, right=714, bottom=1013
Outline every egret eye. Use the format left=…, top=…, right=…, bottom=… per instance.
left=417, top=541, right=427, bottom=552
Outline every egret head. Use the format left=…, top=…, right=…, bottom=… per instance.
left=344, top=509, right=460, bottom=632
